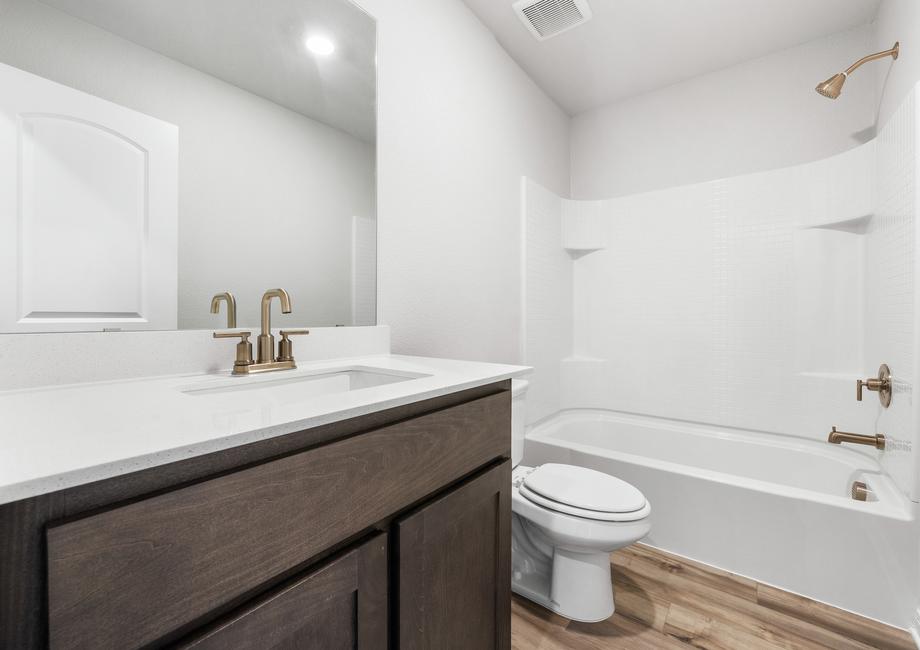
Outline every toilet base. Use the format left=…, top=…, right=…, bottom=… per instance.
left=511, top=514, right=617, bottom=623
left=551, top=548, right=615, bottom=621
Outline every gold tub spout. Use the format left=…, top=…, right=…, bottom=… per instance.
left=827, top=426, right=886, bottom=450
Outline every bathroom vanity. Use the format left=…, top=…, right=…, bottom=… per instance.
left=0, top=356, right=524, bottom=649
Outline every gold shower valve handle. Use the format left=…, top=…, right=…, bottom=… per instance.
left=277, top=329, right=310, bottom=363
left=856, top=378, right=883, bottom=400
left=856, top=364, right=892, bottom=408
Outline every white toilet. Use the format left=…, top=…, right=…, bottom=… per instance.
left=510, top=380, right=651, bottom=622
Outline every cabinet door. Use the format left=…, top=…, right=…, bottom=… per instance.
left=180, top=534, right=387, bottom=650
left=397, top=462, right=511, bottom=650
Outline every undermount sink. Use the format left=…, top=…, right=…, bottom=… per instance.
left=179, top=366, right=430, bottom=398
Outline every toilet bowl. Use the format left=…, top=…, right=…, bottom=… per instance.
left=510, top=381, right=651, bottom=622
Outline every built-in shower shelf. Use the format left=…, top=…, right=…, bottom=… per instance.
left=565, top=246, right=605, bottom=258
left=800, top=213, right=873, bottom=234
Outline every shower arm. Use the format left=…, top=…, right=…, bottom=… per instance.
left=843, top=42, right=899, bottom=77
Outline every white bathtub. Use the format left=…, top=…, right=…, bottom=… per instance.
left=524, top=409, right=918, bottom=628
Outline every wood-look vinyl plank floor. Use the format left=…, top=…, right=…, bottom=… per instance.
left=511, top=544, right=914, bottom=650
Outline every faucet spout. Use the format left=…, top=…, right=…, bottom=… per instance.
left=210, top=292, right=237, bottom=329
left=827, top=426, right=886, bottom=450
left=261, top=288, right=292, bottom=335
left=258, top=288, right=292, bottom=363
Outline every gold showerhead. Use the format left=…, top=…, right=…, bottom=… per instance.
left=815, top=73, right=847, bottom=99
left=816, top=42, right=899, bottom=100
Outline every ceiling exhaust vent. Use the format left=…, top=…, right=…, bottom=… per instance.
left=513, top=0, right=592, bottom=41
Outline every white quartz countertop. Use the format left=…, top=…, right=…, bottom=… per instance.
left=0, top=354, right=530, bottom=505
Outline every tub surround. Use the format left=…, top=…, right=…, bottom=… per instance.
left=0, top=353, right=529, bottom=505
left=524, top=82, right=920, bottom=501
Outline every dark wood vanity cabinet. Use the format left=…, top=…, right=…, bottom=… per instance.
left=0, top=381, right=512, bottom=650
left=397, top=462, right=510, bottom=650
left=180, top=534, right=389, bottom=650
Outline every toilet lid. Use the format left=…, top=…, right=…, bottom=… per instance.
left=518, top=484, right=651, bottom=522
left=522, top=463, right=647, bottom=514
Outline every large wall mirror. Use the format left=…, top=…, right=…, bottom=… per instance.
left=0, top=0, right=376, bottom=332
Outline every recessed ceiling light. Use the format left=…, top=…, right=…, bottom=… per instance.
left=305, top=34, right=335, bottom=56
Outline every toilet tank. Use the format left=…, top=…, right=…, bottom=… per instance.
left=511, top=379, right=529, bottom=467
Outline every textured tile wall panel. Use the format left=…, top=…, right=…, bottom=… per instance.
left=869, top=86, right=917, bottom=498
left=523, top=178, right=572, bottom=425
left=562, top=147, right=882, bottom=439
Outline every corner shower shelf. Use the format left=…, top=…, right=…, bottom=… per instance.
left=799, top=213, right=873, bottom=234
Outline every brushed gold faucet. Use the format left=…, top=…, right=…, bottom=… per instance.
left=827, top=426, right=886, bottom=450
left=210, top=292, right=237, bottom=328
left=258, top=288, right=293, bottom=364
left=213, top=288, right=309, bottom=375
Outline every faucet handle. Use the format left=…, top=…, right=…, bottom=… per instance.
left=213, top=330, right=251, bottom=340
left=213, top=331, right=254, bottom=373
left=278, top=329, right=309, bottom=363
left=856, top=364, right=892, bottom=407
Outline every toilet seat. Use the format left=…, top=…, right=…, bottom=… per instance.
left=519, top=484, right=651, bottom=521
left=519, top=463, right=650, bottom=522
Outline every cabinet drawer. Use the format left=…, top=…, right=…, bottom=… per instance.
left=47, top=390, right=510, bottom=649
left=179, top=534, right=387, bottom=650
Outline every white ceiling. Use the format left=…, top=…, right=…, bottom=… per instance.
left=41, top=0, right=376, bottom=141
left=461, top=0, right=881, bottom=115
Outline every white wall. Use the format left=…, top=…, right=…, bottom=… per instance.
left=571, top=25, right=878, bottom=199
left=360, top=0, right=570, bottom=364
left=875, top=0, right=920, bottom=129
left=0, top=0, right=375, bottom=330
